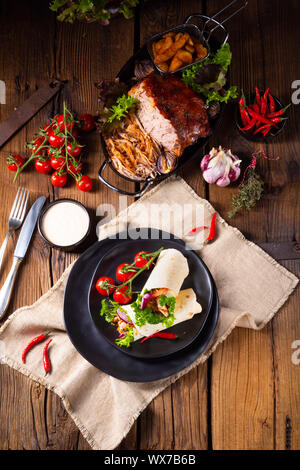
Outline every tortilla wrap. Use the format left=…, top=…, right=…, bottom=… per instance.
left=141, top=248, right=189, bottom=297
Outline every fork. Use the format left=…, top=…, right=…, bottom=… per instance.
left=0, top=187, right=30, bottom=271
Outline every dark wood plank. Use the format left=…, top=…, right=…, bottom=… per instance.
left=207, top=0, right=300, bottom=449
left=0, top=0, right=55, bottom=450
left=273, top=260, right=300, bottom=450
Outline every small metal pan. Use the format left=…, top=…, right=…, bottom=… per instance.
left=147, top=0, right=248, bottom=75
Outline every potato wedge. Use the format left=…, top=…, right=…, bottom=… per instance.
left=155, top=32, right=189, bottom=63
left=195, top=43, right=207, bottom=59
left=187, top=36, right=194, bottom=46
left=157, top=62, right=169, bottom=72
left=185, top=44, right=195, bottom=54
left=176, top=49, right=193, bottom=64
left=168, top=56, right=183, bottom=72
left=158, top=36, right=173, bottom=54
left=163, top=32, right=175, bottom=38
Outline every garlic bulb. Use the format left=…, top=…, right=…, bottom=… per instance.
left=201, top=146, right=241, bottom=187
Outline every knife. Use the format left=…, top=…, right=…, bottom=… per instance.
left=0, top=196, right=46, bottom=319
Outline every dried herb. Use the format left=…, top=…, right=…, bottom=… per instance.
left=228, top=150, right=279, bottom=218
left=228, top=167, right=264, bottom=218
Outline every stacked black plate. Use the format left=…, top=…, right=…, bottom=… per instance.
left=63, top=229, right=219, bottom=382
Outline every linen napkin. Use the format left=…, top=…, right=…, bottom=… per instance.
left=0, top=176, right=298, bottom=450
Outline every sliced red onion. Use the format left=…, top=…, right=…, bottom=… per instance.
left=141, top=292, right=152, bottom=310
left=117, top=308, right=133, bottom=325
left=118, top=333, right=126, bottom=339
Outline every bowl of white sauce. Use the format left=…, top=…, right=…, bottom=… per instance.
left=38, top=199, right=91, bottom=251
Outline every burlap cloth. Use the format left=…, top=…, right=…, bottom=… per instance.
left=0, top=176, right=298, bottom=449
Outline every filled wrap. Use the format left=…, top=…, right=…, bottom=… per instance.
left=122, top=288, right=202, bottom=340
left=141, top=248, right=189, bottom=297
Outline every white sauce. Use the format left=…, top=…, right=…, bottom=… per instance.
left=41, top=201, right=90, bottom=247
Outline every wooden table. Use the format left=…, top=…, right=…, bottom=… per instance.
left=0, top=0, right=299, bottom=450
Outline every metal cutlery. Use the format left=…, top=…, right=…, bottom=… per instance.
left=0, top=187, right=30, bottom=272
left=0, top=196, right=46, bottom=320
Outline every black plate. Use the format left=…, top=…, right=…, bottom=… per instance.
left=63, top=237, right=219, bottom=382
left=89, top=229, right=213, bottom=359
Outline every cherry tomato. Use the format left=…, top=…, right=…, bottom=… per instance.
left=51, top=171, right=67, bottom=188
left=35, top=158, right=52, bottom=174
left=134, top=251, right=152, bottom=269
left=96, top=276, right=116, bottom=296
left=49, top=130, right=65, bottom=148
left=79, top=113, right=95, bottom=132
left=116, top=263, right=136, bottom=282
left=56, top=113, right=74, bottom=132
left=76, top=175, right=93, bottom=192
left=70, top=127, right=79, bottom=138
left=6, top=154, right=25, bottom=172
left=66, top=141, right=82, bottom=158
left=50, top=155, right=66, bottom=170
left=30, top=137, right=46, bottom=156
left=67, top=159, right=82, bottom=175
left=42, top=124, right=53, bottom=137
left=113, top=286, right=133, bottom=305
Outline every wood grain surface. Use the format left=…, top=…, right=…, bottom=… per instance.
left=0, top=0, right=299, bottom=450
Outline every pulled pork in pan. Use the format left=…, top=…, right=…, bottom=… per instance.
left=104, top=114, right=161, bottom=181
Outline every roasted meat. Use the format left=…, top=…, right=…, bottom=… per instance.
left=128, top=73, right=210, bottom=157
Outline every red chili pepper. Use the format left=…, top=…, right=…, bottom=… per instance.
left=253, top=123, right=271, bottom=135
left=188, top=226, right=207, bottom=236
left=255, top=87, right=261, bottom=106
left=22, top=331, right=51, bottom=364
left=260, top=88, right=269, bottom=115
left=240, top=117, right=256, bottom=131
left=247, top=108, right=277, bottom=127
left=43, top=339, right=53, bottom=375
left=140, top=332, right=177, bottom=343
left=205, top=212, right=217, bottom=244
left=262, top=126, right=271, bottom=137
left=268, top=92, right=276, bottom=113
left=270, top=117, right=288, bottom=124
left=266, top=104, right=290, bottom=118
left=239, top=93, right=250, bottom=126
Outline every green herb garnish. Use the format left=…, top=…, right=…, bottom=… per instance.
left=106, top=94, right=138, bottom=125
left=100, top=298, right=121, bottom=323
left=158, top=294, right=176, bottom=314
left=132, top=293, right=175, bottom=328
left=115, top=325, right=135, bottom=348
left=49, top=0, right=141, bottom=24
left=182, top=43, right=237, bottom=105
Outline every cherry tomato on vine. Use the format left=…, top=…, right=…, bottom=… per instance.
left=30, top=137, right=46, bottom=156
left=76, top=175, right=93, bottom=192
left=51, top=171, right=67, bottom=188
left=66, top=141, right=82, bottom=158
left=49, top=130, right=65, bottom=148
left=116, top=263, right=136, bottom=282
left=6, top=154, right=25, bottom=172
left=113, top=286, right=133, bottom=305
left=96, top=276, right=116, bottom=296
left=70, top=127, right=79, bottom=138
left=67, top=159, right=82, bottom=175
left=56, top=113, right=74, bottom=132
left=134, top=251, right=153, bottom=269
left=42, top=124, right=53, bottom=137
left=35, top=158, right=52, bottom=174
left=50, top=155, right=66, bottom=171
left=79, top=113, right=95, bottom=132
